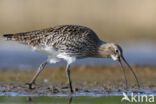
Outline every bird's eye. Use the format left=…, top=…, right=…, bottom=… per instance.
left=115, top=50, right=119, bottom=53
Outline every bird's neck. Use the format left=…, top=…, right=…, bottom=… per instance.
left=96, top=42, right=110, bottom=58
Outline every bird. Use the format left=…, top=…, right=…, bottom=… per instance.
left=2, top=25, right=140, bottom=93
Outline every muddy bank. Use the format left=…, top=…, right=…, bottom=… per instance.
left=0, top=82, right=156, bottom=96
left=0, top=66, right=156, bottom=96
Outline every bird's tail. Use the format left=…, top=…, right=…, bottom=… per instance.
left=2, top=33, right=25, bottom=42
left=2, top=33, right=30, bottom=45
left=2, top=30, right=44, bottom=46
left=3, top=34, right=15, bottom=40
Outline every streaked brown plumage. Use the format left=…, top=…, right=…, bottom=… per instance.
left=4, top=25, right=102, bottom=58
left=3, top=25, right=140, bottom=93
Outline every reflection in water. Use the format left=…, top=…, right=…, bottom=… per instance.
left=26, top=97, right=32, bottom=102
left=0, top=95, right=155, bottom=104
left=68, top=95, right=73, bottom=104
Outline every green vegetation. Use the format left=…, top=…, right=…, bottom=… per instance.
left=0, top=96, right=155, bottom=104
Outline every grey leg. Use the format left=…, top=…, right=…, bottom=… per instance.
left=66, top=64, right=73, bottom=93
left=26, top=61, right=48, bottom=89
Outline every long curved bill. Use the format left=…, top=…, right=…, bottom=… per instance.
left=118, top=57, right=128, bottom=90
left=118, top=56, right=140, bottom=90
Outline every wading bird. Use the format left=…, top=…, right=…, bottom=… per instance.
left=3, top=25, right=140, bottom=93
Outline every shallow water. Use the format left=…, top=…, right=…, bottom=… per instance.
left=0, top=87, right=156, bottom=103
left=0, top=96, right=123, bottom=104
left=0, top=40, right=156, bottom=69
left=0, top=96, right=155, bottom=104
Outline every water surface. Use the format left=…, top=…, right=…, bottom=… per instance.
left=0, top=40, right=156, bottom=69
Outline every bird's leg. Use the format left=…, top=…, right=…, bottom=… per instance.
left=26, top=61, right=48, bottom=89
left=65, top=64, right=73, bottom=93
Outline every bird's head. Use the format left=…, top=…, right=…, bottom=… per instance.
left=98, top=43, right=122, bottom=61
left=109, top=43, right=123, bottom=61
left=98, top=42, right=140, bottom=89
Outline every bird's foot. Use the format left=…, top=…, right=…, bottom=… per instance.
left=26, top=82, right=36, bottom=89
left=61, top=84, right=74, bottom=94
left=61, top=85, right=69, bottom=89
left=70, top=89, right=74, bottom=94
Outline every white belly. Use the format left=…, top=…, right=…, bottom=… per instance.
left=32, top=46, right=76, bottom=64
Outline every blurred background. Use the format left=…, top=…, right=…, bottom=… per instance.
left=0, top=0, right=156, bottom=69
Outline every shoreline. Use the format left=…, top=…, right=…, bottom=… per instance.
left=0, top=66, right=155, bottom=96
